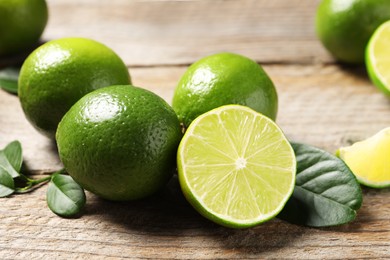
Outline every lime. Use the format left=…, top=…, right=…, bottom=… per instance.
left=316, top=0, right=390, bottom=64
left=0, top=0, right=48, bottom=56
left=366, top=20, right=390, bottom=96
left=177, top=105, right=296, bottom=228
left=336, top=127, right=390, bottom=188
left=56, top=85, right=182, bottom=201
left=172, top=52, right=278, bottom=128
left=18, top=37, right=131, bottom=138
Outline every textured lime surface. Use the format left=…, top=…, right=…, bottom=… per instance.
left=56, top=85, right=182, bottom=201
left=0, top=0, right=48, bottom=56
left=366, top=21, right=390, bottom=96
left=337, top=127, right=390, bottom=188
left=172, top=52, right=278, bottom=128
left=18, top=37, right=131, bottom=138
left=177, top=105, right=296, bottom=228
left=316, top=0, right=390, bottom=64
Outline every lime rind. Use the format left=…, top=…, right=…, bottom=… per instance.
left=366, top=20, right=390, bottom=96
left=356, top=175, right=390, bottom=189
left=177, top=105, right=296, bottom=228
left=337, top=127, right=390, bottom=189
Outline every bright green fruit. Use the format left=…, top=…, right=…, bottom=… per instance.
left=177, top=105, right=296, bottom=228
left=366, top=20, right=390, bottom=96
left=18, top=37, right=131, bottom=138
left=0, top=0, right=48, bottom=56
left=56, top=85, right=182, bottom=201
left=337, top=127, right=390, bottom=188
left=172, top=52, right=278, bottom=128
left=316, top=0, right=390, bottom=64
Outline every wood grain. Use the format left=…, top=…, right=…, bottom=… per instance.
left=1, top=64, right=390, bottom=258
left=43, top=0, right=330, bottom=66
left=1, top=0, right=390, bottom=258
left=2, top=64, right=388, bottom=172
left=0, top=175, right=389, bottom=259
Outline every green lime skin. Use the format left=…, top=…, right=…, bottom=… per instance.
left=56, top=85, right=182, bottom=201
left=0, top=0, right=48, bottom=56
left=172, top=52, right=278, bottom=128
left=316, top=0, right=390, bottom=64
left=18, top=37, right=131, bottom=138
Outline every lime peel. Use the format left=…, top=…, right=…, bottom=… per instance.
left=177, top=105, right=296, bottom=228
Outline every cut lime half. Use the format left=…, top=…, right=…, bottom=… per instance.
left=177, top=105, right=296, bottom=228
left=337, top=127, right=390, bottom=188
left=366, top=20, right=390, bottom=96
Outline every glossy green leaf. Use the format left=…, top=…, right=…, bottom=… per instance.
left=0, top=166, right=15, bottom=197
left=3, top=141, right=23, bottom=173
left=0, top=67, right=19, bottom=94
left=47, top=174, right=86, bottom=217
left=278, top=142, right=363, bottom=227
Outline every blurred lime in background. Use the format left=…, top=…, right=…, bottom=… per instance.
left=316, top=0, right=390, bottom=64
left=0, top=0, right=48, bottom=57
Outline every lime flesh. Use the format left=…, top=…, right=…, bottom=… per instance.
left=366, top=20, right=390, bottom=96
left=337, top=127, right=390, bottom=188
left=177, top=105, right=296, bottom=228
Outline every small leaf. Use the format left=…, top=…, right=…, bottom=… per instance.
left=0, top=166, right=15, bottom=197
left=0, top=151, right=20, bottom=178
left=3, top=141, right=23, bottom=173
left=278, top=142, right=363, bottom=227
left=0, top=67, right=19, bottom=94
left=47, top=174, right=86, bottom=217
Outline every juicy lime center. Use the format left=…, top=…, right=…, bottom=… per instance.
left=180, top=105, right=296, bottom=224
left=235, top=157, right=247, bottom=170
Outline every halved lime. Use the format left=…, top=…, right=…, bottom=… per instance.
left=177, top=105, right=296, bottom=228
left=337, top=127, right=390, bottom=188
left=366, top=20, right=390, bottom=96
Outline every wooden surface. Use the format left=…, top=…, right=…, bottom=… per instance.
left=1, top=0, right=390, bottom=259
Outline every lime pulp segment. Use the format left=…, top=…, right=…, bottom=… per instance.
left=177, top=105, right=296, bottom=228
left=366, top=20, right=390, bottom=95
left=337, top=127, right=390, bottom=188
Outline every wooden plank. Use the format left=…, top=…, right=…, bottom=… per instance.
left=2, top=0, right=389, bottom=258
left=1, top=64, right=390, bottom=258
left=129, top=64, right=390, bottom=154
left=1, top=64, right=389, bottom=172
left=0, top=175, right=389, bottom=259
left=43, top=0, right=330, bottom=66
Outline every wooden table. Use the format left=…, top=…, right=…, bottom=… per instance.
left=1, top=0, right=390, bottom=258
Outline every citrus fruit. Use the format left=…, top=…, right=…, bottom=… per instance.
left=172, top=52, right=278, bottom=128
left=316, top=0, right=390, bottom=64
left=336, top=127, right=390, bottom=188
left=177, top=105, right=296, bottom=228
left=56, top=85, right=182, bottom=201
left=18, top=37, right=131, bottom=138
left=366, top=20, right=390, bottom=96
left=0, top=0, right=48, bottom=56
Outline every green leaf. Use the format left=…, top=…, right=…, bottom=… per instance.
left=0, top=150, right=20, bottom=178
left=3, top=141, right=23, bottom=173
left=278, top=142, right=363, bottom=227
left=0, top=67, right=19, bottom=94
left=0, top=166, right=15, bottom=197
left=47, top=174, right=86, bottom=217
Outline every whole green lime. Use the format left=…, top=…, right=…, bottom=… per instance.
left=316, top=0, right=390, bottom=64
left=56, top=85, right=182, bottom=201
left=0, top=0, right=48, bottom=56
left=172, top=52, right=278, bottom=128
left=18, top=37, right=131, bottom=138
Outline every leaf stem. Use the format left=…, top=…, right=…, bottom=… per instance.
left=14, top=169, right=66, bottom=194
